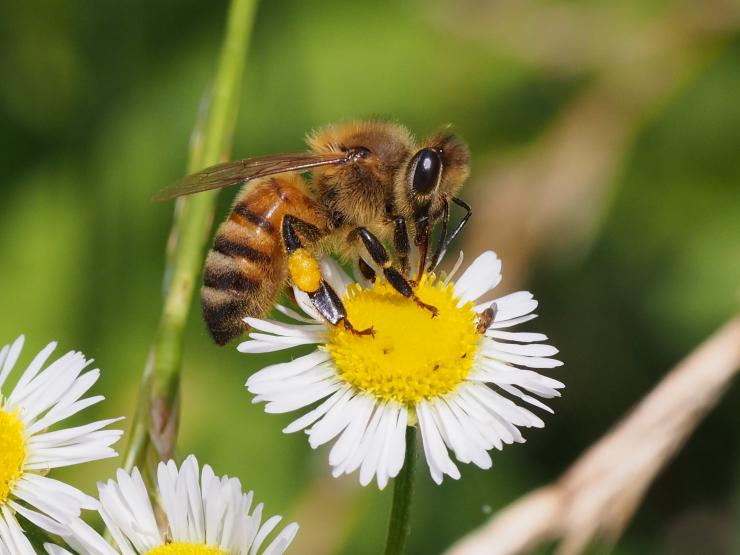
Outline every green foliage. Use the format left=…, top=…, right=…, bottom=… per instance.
left=0, top=1, right=738, bottom=553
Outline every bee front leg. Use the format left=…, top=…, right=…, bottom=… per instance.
left=393, top=216, right=411, bottom=277
left=349, top=226, right=438, bottom=318
left=282, top=215, right=374, bottom=336
left=427, top=199, right=450, bottom=272
left=434, top=197, right=472, bottom=270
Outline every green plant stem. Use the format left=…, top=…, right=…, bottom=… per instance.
left=384, top=426, right=418, bottom=555
left=122, top=0, right=258, bottom=471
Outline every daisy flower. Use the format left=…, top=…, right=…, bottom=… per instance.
left=0, top=335, right=123, bottom=553
left=241, top=251, right=564, bottom=488
left=45, top=455, right=299, bottom=555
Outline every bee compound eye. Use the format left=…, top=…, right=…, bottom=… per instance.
left=410, top=148, right=442, bottom=196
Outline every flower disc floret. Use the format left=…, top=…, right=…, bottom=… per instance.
left=326, top=274, right=480, bottom=404
left=0, top=408, right=26, bottom=504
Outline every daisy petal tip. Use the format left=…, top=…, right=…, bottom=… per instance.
left=476, top=459, right=493, bottom=471
left=236, top=341, right=254, bottom=353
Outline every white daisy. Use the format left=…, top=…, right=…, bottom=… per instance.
left=45, top=455, right=299, bottom=555
left=0, top=335, right=123, bottom=553
left=241, top=251, right=564, bottom=488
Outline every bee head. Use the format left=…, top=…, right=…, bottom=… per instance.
left=399, top=131, right=470, bottom=223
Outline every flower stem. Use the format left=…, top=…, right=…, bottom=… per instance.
left=122, top=0, right=258, bottom=471
left=384, top=425, right=418, bottom=555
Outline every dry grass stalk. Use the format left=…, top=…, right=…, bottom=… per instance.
left=446, top=316, right=740, bottom=555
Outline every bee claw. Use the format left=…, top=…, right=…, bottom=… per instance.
left=413, top=297, right=439, bottom=318
left=343, top=319, right=376, bottom=337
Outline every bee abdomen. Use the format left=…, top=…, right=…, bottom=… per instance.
left=201, top=174, right=326, bottom=346
left=201, top=245, right=281, bottom=345
left=213, top=235, right=271, bottom=264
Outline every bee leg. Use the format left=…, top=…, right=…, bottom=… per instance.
left=439, top=197, right=472, bottom=264
left=350, top=227, right=438, bottom=318
left=282, top=215, right=374, bottom=336
left=392, top=216, right=411, bottom=277
left=414, top=217, right=430, bottom=281
left=282, top=214, right=326, bottom=246
left=427, top=199, right=450, bottom=272
left=357, top=257, right=377, bottom=283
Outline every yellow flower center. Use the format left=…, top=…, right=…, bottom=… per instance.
left=0, top=407, right=26, bottom=505
left=146, top=544, right=227, bottom=555
left=327, top=274, right=480, bottom=404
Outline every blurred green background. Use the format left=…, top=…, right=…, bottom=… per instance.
left=1, top=0, right=739, bottom=553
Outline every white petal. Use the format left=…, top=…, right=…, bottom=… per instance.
left=307, top=392, right=360, bottom=448
left=417, top=402, right=460, bottom=483
left=244, top=318, right=325, bottom=339
left=283, top=386, right=353, bottom=434
left=480, top=344, right=563, bottom=369
left=327, top=394, right=376, bottom=467
left=261, top=522, right=299, bottom=555
left=293, top=288, right=323, bottom=321
left=488, top=313, right=538, bottom=329
left=441, top=251, right=465, bottom=286
left=319, top=256, right=353, bottom=296
left=486, top=340, right=559, bottom=358
left=0, top=507, right=36, bottom=555
left=0, top=336, right=26, bottom=391
left=274, top=304, right=317, bottom=324
left=247, top=351, right=330, bottom=387
left=477, top=291, right=538, bottom=321
left=485, top=330, right=548, bottom=343
left=454, top=251, right=502, bottom=305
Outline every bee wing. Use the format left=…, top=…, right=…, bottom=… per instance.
left=152, top=151, right=352, bottom=201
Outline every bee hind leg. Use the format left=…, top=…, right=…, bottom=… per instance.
left=350, top=226, right=438, bottom=318
left=282, top=215, right=374, bottom=336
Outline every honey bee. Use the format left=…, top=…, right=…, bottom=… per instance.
left=153, top=120, right=473, bottom=345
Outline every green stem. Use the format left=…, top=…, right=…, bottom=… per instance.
left=122, top=0, right=258, bottom=471
left=384, top=426, right=418, bottom=555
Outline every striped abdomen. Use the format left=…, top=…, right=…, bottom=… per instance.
left=202, top=174, right=326, bottom=345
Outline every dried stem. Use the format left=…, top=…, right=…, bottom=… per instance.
left=446, top=316, right=740, bottom=555
left=122, top=0, right=258, bottom=471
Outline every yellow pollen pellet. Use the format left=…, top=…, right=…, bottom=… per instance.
left=326, top=274, right=480, bottom=404
left=288, top=248, right=321, bottom=292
